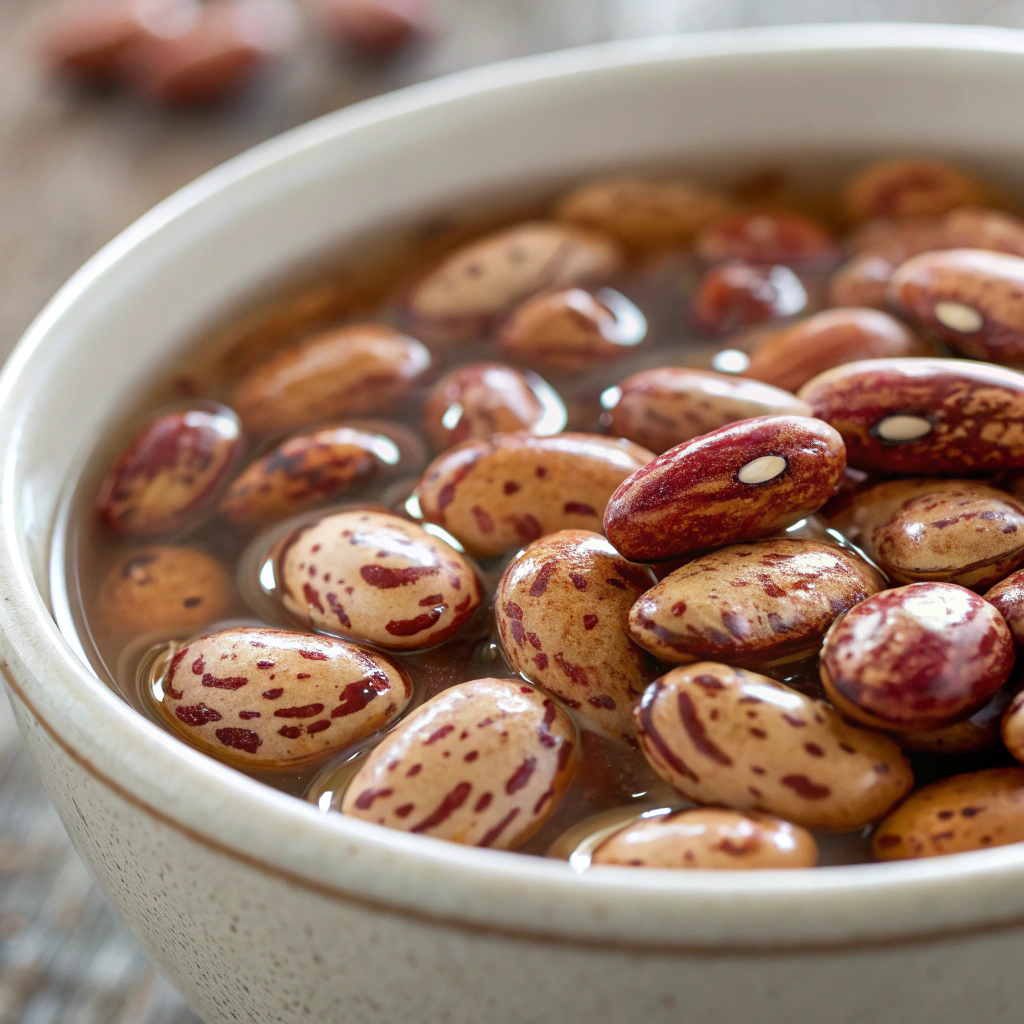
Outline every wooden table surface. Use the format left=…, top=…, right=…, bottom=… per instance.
left=0, top=0, right=1015, bottom=1020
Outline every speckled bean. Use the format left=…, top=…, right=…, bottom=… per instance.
left=827, top=254, right=894, bottom=311
left=275, top=509, right=481, bottom=650
left=888, top=249, right=1024, bottom=364
left=799, top=358, right=1024, bottom=474
left=1001, top=690, right=1024, bottom=763
left=872, top=482, right=1024, bottom=589
left=414, top=432, right=654, bottom=559
left=635, top=663, right=913, bottom=831
left=97, top=545, right=233, bottom=637
left=985, top=567, right=1024, bottom=651
left=97, top=405, right=242, bottom=535
left=873, top=767, right=1024, bottom=860
left=694, top=211, right=840, bottom=267
left=604, top=367, right=811, bottom=455
left=405, top=221, right=623, bottom=343
left=897, top=686, right=1012, bottom=755
left=554, top=176, right=733, bottom=248
left=342, top=677, right=579, bottom=849
left=819, top=582, right=1015, bottom=732
left=690, top=261, right=807, bottom=334
left=847, top=216, right=948, bottom=262
left=498, top=288, right=646, bottom=371
left=220, top=425, right=403, bottom=526
left=230, top=324, right=431, bottom=436
left=493, top=530, right=656, bottom=744
left=842, top=159, right=990, bottom=222
left=941, top=207, right=1024, bottom=257
left=604, top=415, right=846, bottom=562
left=742, top=308, right=928, bottom=394
left=421, top=362, right=566, bottom=451
left=160, top=627, right=410, bottom=767
left=628, top=538, right=884, bottom=668
left=590, top=807, right=818, bottom=869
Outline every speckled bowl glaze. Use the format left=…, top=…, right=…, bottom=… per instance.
left=5, top=25, right=1024, bottom=1024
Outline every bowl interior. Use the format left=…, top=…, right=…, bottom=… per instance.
left=8, top=24, right=1024, bottom=948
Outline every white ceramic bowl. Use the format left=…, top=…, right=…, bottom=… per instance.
left=5, top=23, right=1024, bottom=1024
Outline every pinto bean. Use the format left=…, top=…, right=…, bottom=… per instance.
left=846, top=216, right=948, bottom=262
left=985, top=567, right=1024, bottom=652
left=827, top=255, right=894, bottom=311
left=590, top=807, right=818, bottom=869
left=820, top=582, right=1015, bottom=732
left=493, top=530, right=656, bottom=744
left=498, top=288, right=646, bottom=371
left=628, top=538, right=884, bottom=669
left=404, top=221, right=623, bottom=344
left=160, top=627, right=410, bottom=768
left=274, top=509, right=481, bottom=650
left=888, top=249, right=1024, bottom=364
left=941, top=207, right=1024, bottom=257
left=97, top=405, right=242, bottom=535
left=897, top=686, right=1012, bottom=755
left=799, top=357, right=1024, bottom=475
left=690, top=262, right=807, bottom=335
left=842, top=159, right=990, bottom=223
left=421, top=363, right=566, bottom=451
left=342, top=677, right=579, bottom=849
left=554, top=176, right=734, bottom=248
left=742, top=309, right=928, bottom=394
left=230, top=324, right=431, bottom=436
left=1001, top=690, right=1024, bottom=763
left=872, top=767, right=1024, bottom=860
left=97, top=545, right=233, bottom=637
left=414, top=432, right=654, bottom=559
left=604, top=367, right=811, bottom=455
left=694, top=211, right=840, bottom=267
left=634, top=663, right=913, bottom=831
left=872, top=483, right=1024, bottom=589
left=220, top=425, right=402, bottom=526
left=604, top=415, right=845, bottom=562
left=824, top=477, right=976, bottom=563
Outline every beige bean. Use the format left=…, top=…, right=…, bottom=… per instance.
left=220, top=425, right=400, bottom=526
left=160, top=627, right=410, bottom=768
left=842, top=159, right=990, bottom=222
left=498, top=288, right=646, bottom=371
left=97, top=545, right=233, bottom=638
left=230, top=324, right=430, bottom=436
left=494, top=530, right=656, bottom=744
left=898, top=686, right=1012, bottom=755
left=846, top=216, right=948, bottom=262
left=275, top=509, right=481, bottom=650
left=405, top=221, right=623, bottom=343
left=827, top=254, right=894, bottom=311
left=628, top=538, right=884, bottom=669
left=414, top=432, right=653, bottom=559
left=941, top=207, right=1024, bottom=257
left=421, top=362, right=565, bottom=451
left=554, top=176, right=733, bottom=248
left=742, top=308, right=928, bottom=394
left=873, top=767, right=1024, bottom=860
left=342, top=678, right=579, bottom=849
left=605, top=367, right=810, bottom=454
left=635, top=663, right=913, bottom=831
left=97, top=405, right=242, bottom=535
left=872, top=482, right=1024, bottom=588
left=591, top=807, right=818, bottom=869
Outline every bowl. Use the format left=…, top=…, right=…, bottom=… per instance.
left=4, top=23, right=1024, bottom=1024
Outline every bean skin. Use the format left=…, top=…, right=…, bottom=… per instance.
left=160, top=627, right=410, bottom=769
left=414, top=431, right=653, bottom=559
left=493, top=530, right=656, bottom=744
left=628, top=538, right=884, bottom=669
left=342, top=678, right=579, bottom=849
left=634, top=662, right=913, bottom=831
left=694, top=211, right=840, bottom=267
left=820, top=582, right=1015, bottom=732
left=591, top=807, right=818, bottom=869
left=604, top=415, right=846, bottom=562
left=842, top=159, right=990, bottom=222
left=873, top=767, right=1024, bottom=860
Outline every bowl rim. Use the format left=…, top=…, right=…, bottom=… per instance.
left=7, top=21, right=1024, bottom=952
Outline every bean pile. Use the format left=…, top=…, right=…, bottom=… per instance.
left=74, top=157, right=1024, bottom=869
